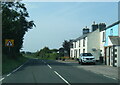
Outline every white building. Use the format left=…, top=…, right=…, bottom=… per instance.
left=70, top=22, right=106, bottom=62
left=70, top=34, right=88, bottom=59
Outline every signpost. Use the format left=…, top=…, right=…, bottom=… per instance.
left=5, top=39, right=14, bottom=52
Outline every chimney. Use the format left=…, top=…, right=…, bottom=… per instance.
left=99, top=23, right=106, bottom=31
left=92, top=21, right=98, bottom=32
left=83, top=26, right=90, bottom=35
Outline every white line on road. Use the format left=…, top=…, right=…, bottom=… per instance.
left=7, top=73, right=12, bottom=77
left=47, top=64, right=52, bottom=69
left=54, top=71, right=71, bottom=85
left=0, top=78, right=5, bottom=81
left=103, top=75, right=117, bottom=80
left=12, top=65, right=23, bottom=73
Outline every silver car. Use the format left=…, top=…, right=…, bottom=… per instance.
left=78, top=53, right=96, bottom=65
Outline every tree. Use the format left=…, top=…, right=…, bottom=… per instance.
left=2, top=2, right=35, bottom=58
left=50, top=49, right=58, bottom=53
left=58, top=47, right=64, bottom=57
left=62, top=40, right=71, bottom=56
left=38, top=47, right=50, bottom=58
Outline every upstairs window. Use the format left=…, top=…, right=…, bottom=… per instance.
left=110, top=29, right=113, bottom=36
left=79, top=40, right=80, bottom=47
left=83, top=37, right=85, bottom=47
left=102, top=32, right=105, bottom=42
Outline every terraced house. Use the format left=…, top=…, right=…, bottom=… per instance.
left=70, top=21, right=120, bottom=67
left=70, top=22, right=106, bottom=62
left=104, top=20, right=120, bottom=67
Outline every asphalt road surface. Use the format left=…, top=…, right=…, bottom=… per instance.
left=2, top=59, right=119, bottom=85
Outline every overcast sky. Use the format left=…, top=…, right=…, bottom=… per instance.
left=21, top=2, right=118, bottom=52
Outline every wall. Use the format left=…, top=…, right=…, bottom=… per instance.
left=100, top=30, right=105, bottom=57
left=105, top=24, right=119, bottom=46
left=87, top=29, right=100, bottom=60
left=118, top=22, right=120, bottom=37
left=70, top=36, right=88, bottom=59
left=117, top=46, right=120, bottom=67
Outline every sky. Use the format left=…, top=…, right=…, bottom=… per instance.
left=21, top=2, right=118, bottom=52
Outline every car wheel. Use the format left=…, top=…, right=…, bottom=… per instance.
left=78, top=61, right=81, bottom=64
left=93, top=62, right=95, bottom=65
left=81, top=60, right=83, bottom=65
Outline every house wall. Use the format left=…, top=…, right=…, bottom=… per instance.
left=117, top=46, right=120, bottom=67
left=87, top=29, right=100, bottom=60
left=70, top=36, right=88, bottom=59
left=105, top=24, right=119, bottom=46
left=104, top=23, right=119, bottom=67
left=118, top=23, right=120, bottom=37
left=100, top=30, right=105, bottom=57
left=70, top=48, right=74, bottom=58
left=74, top=37, right=87, bottom=59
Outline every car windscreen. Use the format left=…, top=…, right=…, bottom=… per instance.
left=82, top=53, right=93, bottom=56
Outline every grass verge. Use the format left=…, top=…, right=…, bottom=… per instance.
left=2, top=55, right=28, bottom=75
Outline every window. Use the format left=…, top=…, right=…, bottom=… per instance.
left=110, top=29, right=113, bottom=36
left=74, top=42, right=76, bottom=48
left=83, top=49, right=85, bottom=53
left=83, top=37, right=85, bottom=47
left=71, top=50, right=73, bottom=57
left=79, top=49, right=80, bottom=56
left=82, top=53, right=93, bottom=56
left=79, top=40, right=80, bottom=47
left=75, top=42, right=76, bottom=48
left=102, top=32, right=105, bottom=42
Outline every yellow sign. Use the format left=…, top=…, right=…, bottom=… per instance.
left=5, top=39, right=14, bottom=47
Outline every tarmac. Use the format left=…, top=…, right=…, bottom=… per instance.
left=56, top=59, right=119, bottom=80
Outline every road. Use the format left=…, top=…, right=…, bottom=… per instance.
left=1, top=59, right=118, bottom=85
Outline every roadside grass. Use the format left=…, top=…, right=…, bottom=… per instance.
left=2, top=55, right=28, bottom=75
left=23, top=53, right=36, bottom=59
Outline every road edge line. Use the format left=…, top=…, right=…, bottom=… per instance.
left=0, top=78, right=5, bottom=81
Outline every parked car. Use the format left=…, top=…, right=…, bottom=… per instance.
left=78, top=53, right=96, bottom=65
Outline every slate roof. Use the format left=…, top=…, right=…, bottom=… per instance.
left=109, top=36, right=120, bottom=45
left=105, top=20, right=120, bottom=30
left=72, top=33, right=89, bottom=42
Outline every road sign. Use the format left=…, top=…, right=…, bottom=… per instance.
left=5, top=39, right=14, bottom=47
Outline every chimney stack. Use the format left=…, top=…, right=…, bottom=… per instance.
left=83, top=26, right=90, bottom=35
left=99, top=23, right=106, bottom=31
left=92, top=21, right=98, bottom=32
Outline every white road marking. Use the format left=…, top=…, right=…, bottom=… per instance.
left=7, top=73, right=12, bottom=77
left=0, top=78, right=5, bottom=81
left=12, top=65, right=22, bottom=73
left=103, top=75, right=117, bottom=80
left=47, top=64, right=52, bottom=69
left=12, top=63, right=24, bottom=73
left=54, top=71, right=71, bottom=85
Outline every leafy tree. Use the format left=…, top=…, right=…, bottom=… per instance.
left=50, top=49, right=58, bottom=53
left=2, top=2, right=35, bottom=58
left=38, top=47, right=50, bottom=58
left=62, top=40, right=71, bottom=56
left=58, top=47, right=64, bottom=57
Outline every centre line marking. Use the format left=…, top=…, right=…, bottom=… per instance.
left=47, top=64, right=52, bottom=69
left=0, top=78, right=5, bottom=81
left=54, top=71, right=71, bottom=85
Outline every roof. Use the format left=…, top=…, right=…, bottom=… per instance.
left=109, top=36, right=120, bottom=45
left=73, top=34, right=89, bottom=42
left=105, top=20, right=120, bottom=30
